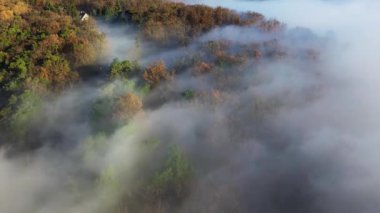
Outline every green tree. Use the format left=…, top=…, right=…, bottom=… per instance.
left=110, top=58, right=133, bottom=80
left=145, top=146, right=193, bottom=202
left=9, top=90, right=42, bottom=141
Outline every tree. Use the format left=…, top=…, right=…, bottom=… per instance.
left=143, top=61, right=171, bottom=88
left=109, top=58, right=133, bottom=80
left=113, top=92, right=142, bottom=121
left=145, top=146, right=193, bottom=203
left=8, top=90, right=42, bottom=142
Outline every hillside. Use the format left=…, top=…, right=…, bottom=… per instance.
left=0, top=1, right=345, bottom=213
left=0, top=0, right=288, bottom=149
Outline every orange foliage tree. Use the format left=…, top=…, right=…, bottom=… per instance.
left=143, top=61, right=171, bottom=88
left=113, top=93, right=143, bottom=121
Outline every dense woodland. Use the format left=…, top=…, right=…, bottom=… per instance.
left=0, top=0, right=322, bottom=212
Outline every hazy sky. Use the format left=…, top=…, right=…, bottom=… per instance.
left=186, top=0, right=380, bottom=39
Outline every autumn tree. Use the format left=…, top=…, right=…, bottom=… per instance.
left=0, top=0, right=104, bottom=148
left=113, top=92, right=142, bottom=121
left=143, top=61, right=171, bottom=88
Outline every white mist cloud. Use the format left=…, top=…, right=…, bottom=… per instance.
left=97, top=20, right=140, bottom=62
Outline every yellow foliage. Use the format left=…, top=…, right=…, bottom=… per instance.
left=12, top=2, right=30, bottom=15
left=0, top=1, right=29, bottom=21
left=0, top=10, right=13, bottom=21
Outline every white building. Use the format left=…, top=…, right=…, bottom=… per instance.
left=80, top=11, right=89, bottom=22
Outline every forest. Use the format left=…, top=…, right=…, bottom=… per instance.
left=1, top=0, right=379, bottom=213
left=0, top=0, right=285, bottom=150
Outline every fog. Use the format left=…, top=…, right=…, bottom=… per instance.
left=97, top=20, right=140, bottom=62
left=1, top=0, right=380, bottom=212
